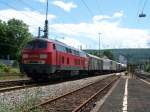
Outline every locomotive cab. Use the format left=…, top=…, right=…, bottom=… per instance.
left=22, top=39, right=51, bottom=64
left=21, top=38, right=56, bottom=79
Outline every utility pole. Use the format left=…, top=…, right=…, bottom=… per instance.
left=80, top=45, right=82, bottom=50
left=98, top=33, right=101, bottom=57
left=38, top=27, right=41, bottom=38
left=44, top=0, right=48, bottom=38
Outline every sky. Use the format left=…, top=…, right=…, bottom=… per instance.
left=0, top=0, right=150, bottom=49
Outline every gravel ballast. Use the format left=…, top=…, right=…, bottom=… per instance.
left=0, top=74, right=113, bottom=112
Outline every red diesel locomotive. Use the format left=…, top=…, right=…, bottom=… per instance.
left=21, top=38, right=126, bottom=80
left=21, top=38, right=88, bottom=80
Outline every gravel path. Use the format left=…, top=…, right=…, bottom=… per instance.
left=0, top=74, right=113, bottom=112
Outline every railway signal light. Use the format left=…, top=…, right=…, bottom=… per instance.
left=139, top=12, right=146, bottom=18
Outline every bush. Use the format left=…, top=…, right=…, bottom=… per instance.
left=10, top=68, right=20, bottom=73
left=0, top=64, right=9, bottom=73
left=0, top=64, right=19, bottom=73
left=12, top=60, right=19, bottom=67
left=4, top=66, right=10, bottom=73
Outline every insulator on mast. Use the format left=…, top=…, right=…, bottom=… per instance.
left=44, top=0, right=48, bottom=38
left=38, top=27, right=41, bottom=38
left=44, top=20, right=48, bottom=38
left=139, top=12, right=146, bottom=18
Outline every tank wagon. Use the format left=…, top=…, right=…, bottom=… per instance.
left=20, top=38, right=125, bottom=80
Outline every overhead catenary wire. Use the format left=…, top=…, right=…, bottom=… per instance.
left=136, top=0, right=143, bottom=17
left=17, top=0, right=68, bottom=38
left=81, top=0, right=95, bottom=17
left=0, top=0, right=77, bottom=38
left=0, top=0, right=49, bottom=35
left=80, top=0, right=104, bottom=49
left=0, top=1, right=34, bottom=20
left=17, top=0, right=39, bottom=12
left=0, top=0, right=88, bottom=46
left=16, top=0, right=51, bottom=35
left=0, top=14, right=38, bottom=30
left=136, top=0, right=148, bottom=18
left=0, top=0, right=42, bottom=23
left=142, top=0, right=148, bottom=12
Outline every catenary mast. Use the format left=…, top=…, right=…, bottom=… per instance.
left=44, top=0, right=48, bottom=38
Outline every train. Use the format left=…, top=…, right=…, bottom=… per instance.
left=20, top=38, right=126, bottom=80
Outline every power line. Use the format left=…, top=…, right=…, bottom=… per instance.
left=81, top=0, right=94, bottom=17
left=136, top=0, right=148, bottom=18
left=0, top=0, right=46, bottom=34
left=142, top=0, right=148, bottom=12
left=0, top=14, right=38, bottom=30
left=0, top=1, right=77, bottom=37
left=136, top=0, right=143, bottom=16
left=0, top=0, right=42, bottom=23
left=17, top=0, right=38, bottom=11
left=0, top=1, right=33, bottom=19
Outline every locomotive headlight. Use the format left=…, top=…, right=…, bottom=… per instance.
left=23, top=60, right=27, bottom=64
left=40, top=54, right=47, bottom=59
left=40, top=60, right=45, bottom=64
left=22, top=54, right=28, bottom=58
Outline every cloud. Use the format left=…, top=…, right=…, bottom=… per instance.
left=113, top=11, right=123, bottom=18
left=0, top=9, right=149, bottom=49
left=52, top=1, right=77, bottom=12
left=58, top=37, right=85, bottom=49
left=0, top=9, right=56, bottom=34
left=93, top=11, right=123, bottom=23
left=50, top=11, right=150, bottom=49
left=93, top=15, right=111, bottom=22
left=37, top=0, right=46, bottom=3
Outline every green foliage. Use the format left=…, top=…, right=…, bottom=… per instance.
left=0, top=64, right=10, bottom=73
left=103, top=50, right=115, bottom=60
left=0, top=64, right=19, bottom=73
left=144, top=64, right=150, bottom=72
left=89, top=51, right=99, bottom=57
left=87, top=50, right=115, bottom=60
left=85, top=48, right=150, bottom=65
left=0, top=19, right=32, bottom=60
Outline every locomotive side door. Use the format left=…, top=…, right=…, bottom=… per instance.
left=52, top=43, right=58, bottom=69
left=54, top=44, right=61, bottom=69
left=54, top=44, right=60, bottom=67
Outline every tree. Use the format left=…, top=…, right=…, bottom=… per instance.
left=103, top=50, right=115, bottom=60
left=90, top=51, right=99, bottom=56
left=0, top=20, right=7, bottom=58
left=0, top=19, right=32, bottom=60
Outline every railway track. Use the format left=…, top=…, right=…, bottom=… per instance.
left=0, top=79, right=32, bottom=88
left=0, top=80, right=37, bottom=93
left=25, top=75, right=119, bottom=112
left=0, top=73, right=115, bottom=93
left=136, top=73, right=150, bottom=82
left=0, top=79, right=53, bottom=93
left=0, top=76, right=76, bottom=93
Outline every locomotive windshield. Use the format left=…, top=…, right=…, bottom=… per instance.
left=24, top=40, right=47, bottom=49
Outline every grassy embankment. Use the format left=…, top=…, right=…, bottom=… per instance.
left=0, top=64, right=27, bottom=80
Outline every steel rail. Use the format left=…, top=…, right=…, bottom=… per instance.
left=0, top=74, right=114, bottom=93
left=136, top=73, right=150, bottom=82
left=0, top=84, right=37, bottom=93
left=24, top=75, right=117, bottom=112
left=0, top=79, right=31, bottom=88
left=72, top=77, right=119, bottom=112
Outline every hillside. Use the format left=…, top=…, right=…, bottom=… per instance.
left=84, top=48, right=150, bottom=65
